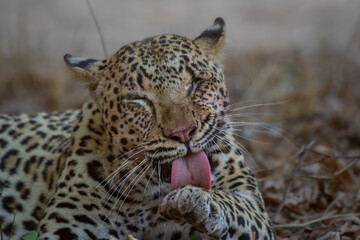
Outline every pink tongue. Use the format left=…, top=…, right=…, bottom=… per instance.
left=171, top=151, right=211, bottom=191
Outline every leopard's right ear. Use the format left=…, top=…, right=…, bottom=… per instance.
left=194, top=17, right=226, bottom=58
left=64, top=54, right=107, bottom=91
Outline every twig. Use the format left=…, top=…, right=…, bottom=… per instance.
left=304, top=151, right=360, bottom=174
left=275, top=213, right=360, bottom=228
left=294, top=174, right=335, bottom=181
left=85, top=0, right=108, bottom=58
left=288, top=211, right=335, bottom=221
left=323, top=193, right=345, bottom=215
left=334, top=157, right=360, bottom=176
left=272, top=141, right=315, bottom=220
left=300, top=155, right=328, bottom=167
left=310, top=149, right=360, bottom=160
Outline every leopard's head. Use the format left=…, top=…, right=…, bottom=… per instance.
left=65, top=18, right=230, bottom=187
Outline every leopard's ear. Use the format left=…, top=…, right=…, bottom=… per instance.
left=194, top=17, right=226, bottom=57
left=64, top=54, right=106, bottom=91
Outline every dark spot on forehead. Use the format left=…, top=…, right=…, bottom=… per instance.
left=120, top=138, right=128, bottom=145
left=131, top=62, right=139, bottom=72
left=125, top=46, right=134, bottom=54
left=127, top=57, right=134, bottom=63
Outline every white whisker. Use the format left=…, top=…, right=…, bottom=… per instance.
left=229, top=121, right=293, bottom=146
left=102, top=158, right=148, bottom=221
left=95, top=143, right=147, bottom=190
left=157, top=160, right=162, bottom=203
left=230, top=101, right=286, bottom=112
left=94, top=150, right=143, bottom=199
left=137, top=149, right=159, bottom=203
left=214, top=132, right=257, bottom=167
left=142, top=163, right=157, bottom=200
left=211, top=135, right=228, bottom=155
left=117, top=160, right=152, bottom=217
left=216, top=128, right=263, bottom=144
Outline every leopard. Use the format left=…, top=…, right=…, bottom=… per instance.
left=0, top=18, right=276, bottom=240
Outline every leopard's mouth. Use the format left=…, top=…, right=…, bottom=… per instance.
left=144, top=118, right=227, bottom=187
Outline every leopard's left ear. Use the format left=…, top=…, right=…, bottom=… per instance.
left=194, top=17, right=226, bottom=58
left=64, top=54, right=106, bottom=91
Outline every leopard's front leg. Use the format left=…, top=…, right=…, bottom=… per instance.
left=159, top=139, right=276, bottom=240
left=159, top=186, right=272, bottom=239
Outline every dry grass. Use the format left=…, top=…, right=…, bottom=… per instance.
left=224, top=47, right=360, bottom=238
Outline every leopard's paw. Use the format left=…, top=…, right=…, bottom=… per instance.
left=158, top=186, right=227, bottom=238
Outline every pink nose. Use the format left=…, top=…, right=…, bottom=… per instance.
left=168, top=125, right=197, bottom=143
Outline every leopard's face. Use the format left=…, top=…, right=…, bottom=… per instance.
left=65, top=18, right=229, bottom=181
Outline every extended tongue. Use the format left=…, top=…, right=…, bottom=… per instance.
left=171, top=151, right=211, bottom=191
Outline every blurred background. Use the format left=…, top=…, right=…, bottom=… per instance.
left=1, top=0, right=360, bottom=239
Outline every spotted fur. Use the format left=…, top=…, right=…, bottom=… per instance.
left=0, top=18, right=275, bottom=239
